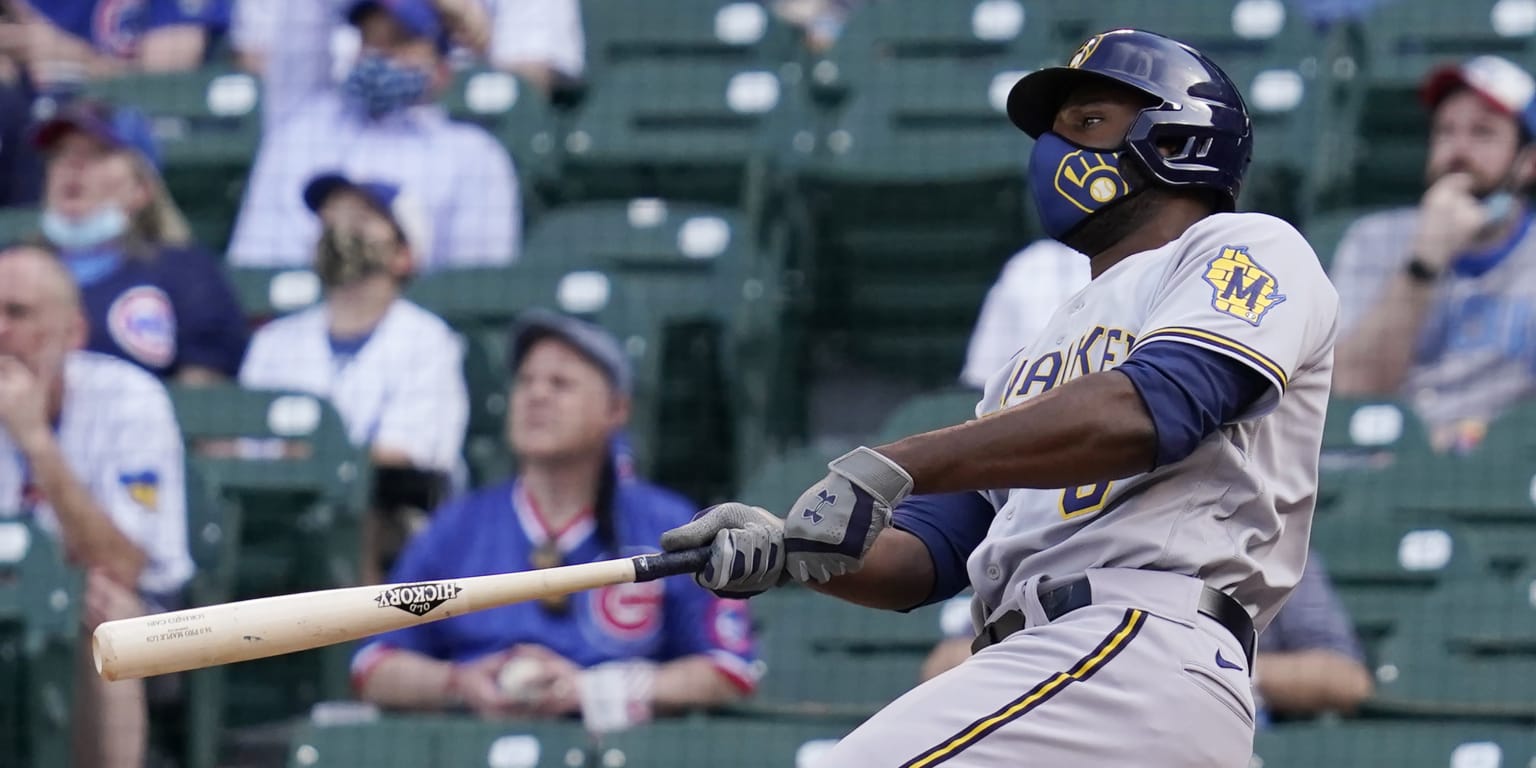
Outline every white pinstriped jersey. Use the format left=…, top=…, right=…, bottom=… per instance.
left=968, top=213, right=1339, bottom=633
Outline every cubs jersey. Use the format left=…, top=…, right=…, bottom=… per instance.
left=67, top=245, right=249, bottom=380
left=970, top=213, right=1338, bottom=633
left=38, top=0, right=216, bottom=59
left=238, top=298, right=468, bottom=474
left=351, top=479, right=760, bottom=690
left=0, top=352, right=192, bottom=596
left=1330, top=207, right=1536, bottom=428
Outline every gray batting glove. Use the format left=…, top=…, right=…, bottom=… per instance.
left=783, top=447, right=914, bottom=583
left=659, top=503, right=786, bottom=599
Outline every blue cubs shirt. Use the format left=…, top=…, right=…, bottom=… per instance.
left=66, top=245, right=248, bottom=379
left=351, top=478, right=761, bottom=691
left=38, top=0, right=216, bottom=58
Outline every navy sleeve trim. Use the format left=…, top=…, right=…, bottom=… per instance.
left=1118, top=341, right=1270, bottom=467
left=890, top=492, right=995, bottom=611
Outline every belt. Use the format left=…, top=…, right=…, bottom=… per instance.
left=971, top=579, right=1257, bottom=670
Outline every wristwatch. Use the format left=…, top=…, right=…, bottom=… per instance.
left=1405, top=256, right=1442, bottom=283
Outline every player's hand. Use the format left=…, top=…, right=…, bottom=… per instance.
left=659, top=503, right=786, bottom=598
left=783, top=447, right=913, bottom=583
left=0, top=356, right=50, bottom=453
left=449, top=650, right=522, bottom=719
left=1413, top=172, right=1491, bottom=269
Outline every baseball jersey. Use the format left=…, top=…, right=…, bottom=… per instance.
left=65, top=244, right=249, bottom=380
left=38, top=0, right=215, bottom=58
left=351, top=478, right=761, bottom=689
left=962, top=239, right=1091, bottom=388
left=238, top=298, right=469, bottom=474
left=0, top=351, right=192, bottom=596
left=971, top=212, right=1339, bottom=633
left=1330, top=207, right=1536, bottom=428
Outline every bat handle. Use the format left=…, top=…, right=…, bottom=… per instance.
left=632, top=546, right=712, bottom=582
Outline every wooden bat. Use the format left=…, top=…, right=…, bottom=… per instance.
left=93, top=547, right=712, bottom=681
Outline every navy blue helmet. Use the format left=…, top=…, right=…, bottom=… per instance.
left=1007, top=29, right=1253, bottom=211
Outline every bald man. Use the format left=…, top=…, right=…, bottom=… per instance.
left=0, top=242, right=192, bottom=768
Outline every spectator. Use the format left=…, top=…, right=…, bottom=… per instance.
left=1331, top=56, right=1536, bottom=453
left=226, top=0, right=519, bottom=270
left=0, top=242, right=193, bottom=768
left=489, top=0, right=584, bottom=94
left=238, top=171, right=469, bottom=580
left=351, top=310, right=758, bottom=728
left=772, top=0, right=866, bottom=52
left=0, top=25, right=43, bottom=208
left=0, top=0, right=216, bottom=89
left=961, top=239, right=1091, bottom=389
left=32, top=99, right=248, bottom=384
left=919, top=552, right=1372, bottom=724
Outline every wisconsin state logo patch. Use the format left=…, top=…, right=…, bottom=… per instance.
left=1203, top=246, right=1285, bottom=326
left=119, top=470, right=160, bottom=512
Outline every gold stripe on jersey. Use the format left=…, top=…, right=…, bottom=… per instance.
left=898, top=609, right=1148, bottom=768
left=1133, top=327, right=1289, bottom=391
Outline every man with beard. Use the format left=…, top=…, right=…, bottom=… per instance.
left=661, top=29, right=1338, bottom=766
left=238, top=172, right=468, bottom=579
left=226, top=0, right=518, bottom=270
left=1330, top=56, right=1536, bottom=453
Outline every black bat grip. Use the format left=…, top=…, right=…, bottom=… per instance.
left=632, top=547, right=712, bottom=582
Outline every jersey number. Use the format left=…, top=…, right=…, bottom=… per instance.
left=1060, top=482, right=1112, bottom=518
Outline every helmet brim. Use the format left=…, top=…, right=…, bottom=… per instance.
left=1008, top=67, right=1129, bottom=138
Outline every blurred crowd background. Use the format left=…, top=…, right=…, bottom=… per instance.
left=3, top=0, right=1536, bottom=766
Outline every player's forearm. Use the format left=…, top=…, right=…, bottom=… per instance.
left=20, top=435, right=145, bottom=586
left=1333, top=275, right=1438, bottom=395
left=651, top=656, right=747, bottom=713
left=1254, top=649, right=1374, bottom=715
left=810, top=528, right=936, bottom=611
left=878, top=371, right=1156, bottom=495
left=357, top=652, right=457, bottom=709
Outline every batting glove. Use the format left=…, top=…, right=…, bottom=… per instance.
left=659, top=503, right=786, bottom=599
left=784, top=447, right=913, bottom=583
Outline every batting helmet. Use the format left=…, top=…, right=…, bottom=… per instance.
left=1007, top=29, right=1253, bottom=210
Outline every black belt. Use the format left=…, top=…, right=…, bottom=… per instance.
left=971, top=579, right=1256, bottom=670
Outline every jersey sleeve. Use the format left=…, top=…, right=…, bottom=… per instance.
left=658, top=577, right=760, bottom=693
left=102, top=375, right=192, bottom=597
left=1131, top=218, right=1339, bottom=418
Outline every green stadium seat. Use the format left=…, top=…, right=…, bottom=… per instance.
left=874, top=387, right=981, bottom=444
left=1379, top=443, right=1536, bottom=524
left=1309, top=510, right=1479, bottom=642
left=1301, top=206, right=1385, bottom=272
left=1315, top=397, right=1430, bottom=512
left=169, top=385, right=369, bottom=726
left=286, top=714, right=440, bottom=767
left=84, top=68, right=263, bottom=253
left=559, top=60, right=807, bottom=206
left=0, top=520, right=81, bottom=768
left=581, top=0, right=798, bottom=74
left=749, top=586, right=941, bottom=716
left=226, top=266, right=324, bottom=322
left=590, top=717, right=849, bottom=768
left=734, top=443, right=843, bottom=516
left=442, top=69, right=561, bottom=220
left=1423, top=567, right=1536, bottom=656
left=0, top=206, right=38, bottom=245
left=1371, top=630, right=1536, bottom=718
left=1251, top=720, right=1536, bottom=768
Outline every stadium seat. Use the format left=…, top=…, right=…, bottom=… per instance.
left=169, top=385, right=370, bottom=726
left=581, top=0, right=798, bottom=75
left=84, top=68, right=263, bottom=254
left=226, top=266, right=324, bottom=323
left=0, top=520, right=81, bottom=768
left=442, top=69, right=561, bottom=220
left=558, top=60, right=808, bottom=207
left=589, top=717, right=850, bottom=768
left=734, top=443, right=844, bottom=516
left=749, top=585, right=942, bottom=715
left=1301, top=206, right=1387, bottom=271
left=1315, top=397, right=1430, bottom=512
left=1309, top=510, right=1480, bottom=643
left=1251, top=720, right=1536, bottom=768
left=0, top=206, right=37, bottom=245
left=1371, top=629, right=1536, bottom=718
left=874, top=387, right=982, bottom=444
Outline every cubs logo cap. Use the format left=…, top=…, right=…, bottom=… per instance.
left=302, top=172, right=432, bottom=260
left=1421, top=55, right=1536, bottom=138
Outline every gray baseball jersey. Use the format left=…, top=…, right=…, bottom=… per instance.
left=969, top=212, right=1338, bottom=633
left=1329, top=207, right=1536, bottom=428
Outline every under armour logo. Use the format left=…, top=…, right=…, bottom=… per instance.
left=802, top=490, right=836, bottom=524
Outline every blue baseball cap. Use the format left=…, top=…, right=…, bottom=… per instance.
left=346, top=0, right=445, bottom=44
left=303, top=172, right=432, bottom=256
left=31, top=98, right=162, bottom=170
left=509, top=309, right=634, bottom=396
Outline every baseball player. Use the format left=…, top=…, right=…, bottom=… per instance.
left=663, top=29, right=1338, bottom=767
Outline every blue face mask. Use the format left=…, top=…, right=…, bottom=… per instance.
left=41, top=206, right=128, bottom=251
left=1027, top=131, right=1137, bottom=241
left=342, top=53, right=431, bottom=119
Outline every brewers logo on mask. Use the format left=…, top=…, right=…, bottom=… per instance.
left=1055, top=150, right=1129, bottom=212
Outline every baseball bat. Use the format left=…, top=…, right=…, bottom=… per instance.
left=93, top=546, right=712, bottom=682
